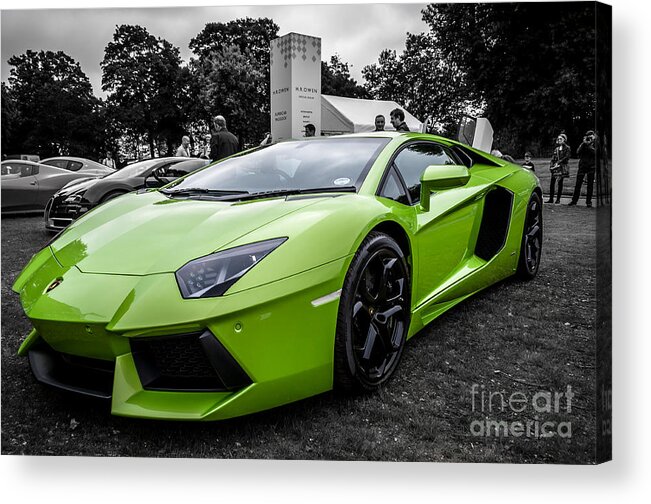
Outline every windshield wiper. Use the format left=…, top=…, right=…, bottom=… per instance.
left=161, top=187, right=250, bottom=197
left=219, top=186, right=358, bottom=202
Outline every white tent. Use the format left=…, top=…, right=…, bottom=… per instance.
left=321, top=94, right=422, bottom=135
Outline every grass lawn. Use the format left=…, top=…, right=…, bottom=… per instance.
left=1, top=203, right=600, bottom=463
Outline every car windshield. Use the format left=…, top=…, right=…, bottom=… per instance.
left=165, top=138, right=390, bottom=195
left=104, top=158, right=163, bottom=179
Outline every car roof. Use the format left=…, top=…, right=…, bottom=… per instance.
left=333, top=131, right=456, bottom=144
left=41, top=156, right=96, bottom=163
left=1, top=159, right=44, bottom=167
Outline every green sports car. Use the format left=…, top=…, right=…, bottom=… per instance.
left=13, top=132, right=542, bottom=421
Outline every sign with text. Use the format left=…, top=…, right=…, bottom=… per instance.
left=270, top=33, right=322, bottom=141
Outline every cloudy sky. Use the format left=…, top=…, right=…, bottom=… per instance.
left=1, top=0, right=429, bottom=97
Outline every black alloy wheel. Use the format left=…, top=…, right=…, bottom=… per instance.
left=334, top=231, right=410, bottom=392
left=517, top=192, right=543, bottom=279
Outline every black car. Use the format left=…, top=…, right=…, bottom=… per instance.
left=45, top=157, right=209, bottom=231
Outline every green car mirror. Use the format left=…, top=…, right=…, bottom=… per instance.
left=420, top=164, right=470, bottom=211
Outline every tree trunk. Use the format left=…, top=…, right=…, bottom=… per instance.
left=148, top=128, right=155, bottom=158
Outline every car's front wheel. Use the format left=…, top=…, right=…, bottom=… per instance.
left=516, top=192, right=543, bottom=279
left=334, top=232, right=410, bottom=393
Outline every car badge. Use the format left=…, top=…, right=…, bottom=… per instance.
left=46, top=278, right=63, bottom=293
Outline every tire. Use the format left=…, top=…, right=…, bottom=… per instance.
left=100, top=190, right=127, bottom=204
left=334, top=231, right=411, bottom=393
left=516, top=191, right=543, bottom=280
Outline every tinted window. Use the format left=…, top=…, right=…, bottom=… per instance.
left=379, top=168, right=409, bottom=205
left=1, top=162, right=34, bottom=177
left=104, top=158, right=165, bottom=179
left=393, top=143, right=457, bottom=203
left=164, top=159, right=208, bottom=177
left=68, top=161, right=83, bottom=171
left=43, top=159, right=68, bottom=170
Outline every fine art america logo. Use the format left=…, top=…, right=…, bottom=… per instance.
left=469, top=384, right=575, bottom=439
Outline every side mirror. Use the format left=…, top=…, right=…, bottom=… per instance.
left=419, top=164, right=470, bottom=211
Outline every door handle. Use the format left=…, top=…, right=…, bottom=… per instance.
left=29, top=181, right=37, bottom=185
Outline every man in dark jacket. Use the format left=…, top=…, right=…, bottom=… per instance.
left=568, top=130, right=597, bottom=207
left=390, top=108, right=410, bottom=132
left=210, top=115, right=239, bottom=162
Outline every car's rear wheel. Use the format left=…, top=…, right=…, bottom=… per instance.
left=516, top=192, right=543, bottom=279
left=334, top=232, right=410, bottom=393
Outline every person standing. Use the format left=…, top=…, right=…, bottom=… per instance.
left=304, top=124, right=316, bottom=137
left=175, top=135, right=191, bottom=157
left=210, top=115, right=239, bottom=162
left=374, top=114, right=386, bottom=131
left=260, top=132, right=273, bottom=146
left=522, top=152, right=535, bottom=172
left=101, top=151, right=116, bottom=169
left=390, top=108, right=410, bottom=132
left=199, top=134, right=212, bottom=159
left=547, top=133, right=571, bottom=204
left=568, top=130, right=597, bottom=207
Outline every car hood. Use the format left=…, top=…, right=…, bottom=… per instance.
left=49, top=191, right=331, bottom=275
left=57, top=177, right=100, bottom=196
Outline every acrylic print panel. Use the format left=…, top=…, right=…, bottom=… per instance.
left=0, top=1, right=611, bottom=464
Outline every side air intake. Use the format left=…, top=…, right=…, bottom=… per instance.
left=475, top=187, right=513, bottom=261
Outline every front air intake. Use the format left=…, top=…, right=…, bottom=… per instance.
left=130, top=330, right=252, bottom=392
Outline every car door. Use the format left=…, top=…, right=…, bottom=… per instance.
left=383, top=142, right=486, bottom=308
left=1, top=162, right=39, bottom=211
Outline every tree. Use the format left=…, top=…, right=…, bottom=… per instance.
left=321, top=55, right=369, bottom=98
left=189, top=17, right=278, bottom=64
left=189, top=18, right=278, bottom=145
left=191, top=45, right=264, bottom=147
left=362, top=49, right=407, bottom=105
left=1, top=82, right=19, bottom=155
left=3, top=50, right=101, bottom=158
left=363, top=34, right=482, bottom=136
left=421, top=3, right=597, bottom=154
left=101, top=25, right=189, bottom=157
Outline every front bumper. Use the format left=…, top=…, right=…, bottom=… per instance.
left=44, top=195, right=88, bottom=231
left=15, top=247, right=348, bottom=420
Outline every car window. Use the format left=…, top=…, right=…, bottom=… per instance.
left=379, top=167, right=410, bottom=205
left=393, top=143, right=457, bottom=203
left=104, top=158, right=163, bottom=179
left=168, top=138, right=390, bottom=194
left=165, top=160, right=208, bottom=177
left=43, top=159, right=68, bottom=170
left=1, top=162, right=34, bottom=177
left=68, top=161, right=83, bottom=171
left=153, top=161, right=183, bottom=177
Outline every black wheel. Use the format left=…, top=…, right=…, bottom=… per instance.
left=100, top=190, right=127, bottom=203
left=516, top=192, right=543, bottom=279
left=334, top=232, right=410, bottom=393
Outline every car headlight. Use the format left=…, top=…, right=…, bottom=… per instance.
left=64, top=194, right=83, bottom=204
left=175, top=238, right=287, bottom=299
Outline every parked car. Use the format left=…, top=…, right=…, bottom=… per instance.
left=1, top=159, right=108, bottom=214
left=14, top=132, right=542, bottom=421
left=44, top=157, right=209, bottom=231
left=40, top=156, right=115, bottom=178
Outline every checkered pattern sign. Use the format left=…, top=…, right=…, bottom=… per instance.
left=270, top=32, right=322, bottom=142
left=271, top=32, right=321, bottom=68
